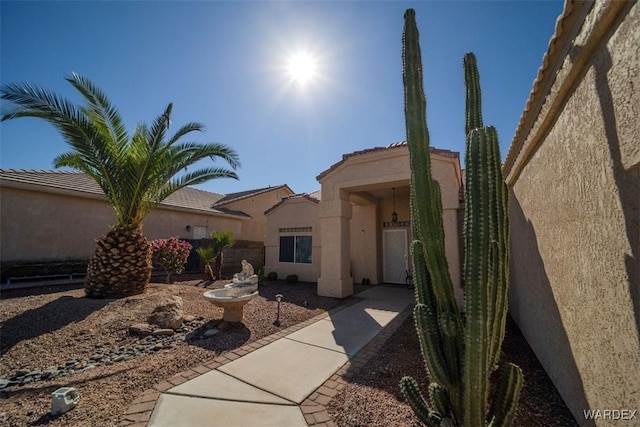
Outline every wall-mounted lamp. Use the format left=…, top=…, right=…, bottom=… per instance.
left=391, top=187, right=398, bottom=223
left=186, top=225, right=192, bottom=232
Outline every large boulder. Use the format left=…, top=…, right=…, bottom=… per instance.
left=147, top=296, right=183, bottom=330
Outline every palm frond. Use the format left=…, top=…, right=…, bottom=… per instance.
left=166, top=122, right=205, bottom=146
left=66, top=73, right=128, bottom=149
left=2, top=74, right=241, bottom=228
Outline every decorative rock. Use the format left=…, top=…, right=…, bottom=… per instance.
left=183, top=315, right=195, bottom=322
left=203, top=328, right=220, bottom=337
left=15, top=369, right=30, bottom=377
left=152, top=329, right=175, bottom=336
left=0, top=310, right=212, bottom=389
left=147, top=296, right=183, bottom=330
left=129, top=323, right=152, bottom=335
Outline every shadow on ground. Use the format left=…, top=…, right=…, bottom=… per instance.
left=1, top=295, right=112, bottom=355
left=328, top=315, right=578, bottom=427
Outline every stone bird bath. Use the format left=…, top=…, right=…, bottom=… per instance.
left=203, top=260, right=259, bottom=323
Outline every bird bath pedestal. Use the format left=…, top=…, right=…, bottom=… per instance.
left=203, top=289, right=259, bottom=322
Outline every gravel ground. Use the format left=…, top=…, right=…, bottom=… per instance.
left=0, top=276, right=347, bottom=426
left=327, top=314, right=578, bottom=426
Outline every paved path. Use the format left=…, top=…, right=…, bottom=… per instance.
left=124, top=285, right=414, bottom=427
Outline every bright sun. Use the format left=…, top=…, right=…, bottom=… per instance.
left=287, top=52, right=317, bottom=84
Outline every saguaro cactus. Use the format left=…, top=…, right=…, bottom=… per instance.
left=399, top=9, right=523, bottom=427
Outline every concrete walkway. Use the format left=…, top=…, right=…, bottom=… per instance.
left=145, top=285, right=414, bottom=427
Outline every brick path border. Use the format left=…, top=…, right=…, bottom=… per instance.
left=120, top=296, right=413, bottom=427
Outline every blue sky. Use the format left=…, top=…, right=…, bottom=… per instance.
left=1, top=1, right=563, bottom=195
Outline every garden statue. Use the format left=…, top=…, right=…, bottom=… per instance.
left=232, top=260, right=258, bottom=285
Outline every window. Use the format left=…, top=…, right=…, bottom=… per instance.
left=193, top=226, right=208, bottom=239
left=278, top=229, right=312, bottom=264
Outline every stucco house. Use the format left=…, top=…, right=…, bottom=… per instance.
left=0, top=169, right=293, bottom=277
left=264, top=142, right=464, bottom=300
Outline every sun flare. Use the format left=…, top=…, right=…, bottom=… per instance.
left=287, top=52, right=317, bottom=84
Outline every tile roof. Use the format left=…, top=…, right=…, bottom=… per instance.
left=264, top=193, right=320, bottom=216
left=213, top=184, right=293, bottom=207
left=308, top=189, right=321, bottom=201
left=0, top=169, right=249, bottom=217
left=316, top=141, right=459, bottom=181
left=503, top=0, right=588, bottom=178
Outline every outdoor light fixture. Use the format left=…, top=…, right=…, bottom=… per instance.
left=391, top=187, right=398, bottom=223
left=274, top=294, right=283, bottom=327
left=186, top=225, right=192, bottom=231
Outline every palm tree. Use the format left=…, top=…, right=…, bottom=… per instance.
left=211, top=230, right=236, bottom=279
left=195, top=246, right=217, bottom=281
left=1, top=74, right=240, bottom=298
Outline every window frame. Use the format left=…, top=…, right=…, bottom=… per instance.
left=278, top=227, right=313, bottom=264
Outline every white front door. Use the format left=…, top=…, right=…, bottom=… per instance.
left=383, top=229, right=408, bottom=284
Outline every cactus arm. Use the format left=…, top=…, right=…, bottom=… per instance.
left=415, top=304, right=452, bottom=390
left=430, top=382, right=452, bottom=419
left=487, top=363, right=523, bottom=427
left=401, top=376, right=443, bottom=427
left=464, top=53, right=483, bottom=135
left=403, top=6, right=461, bottom=345
left=463, top=128, right=493, bottom=426
left=488, top=129, right=510, bottom=370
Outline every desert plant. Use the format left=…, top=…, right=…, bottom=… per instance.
left=285, top=274, right=298, bottom=283
left=267, top=272, right=278, bottom=281
left=211, top=230, right=235, bottom=279
left=195, top=246, right=217, bottom=280
left=399, top=9, right=522, bottom=427
left=150, top=237, right=192, bottom=283
left=1, top=74, right=240, bottom=297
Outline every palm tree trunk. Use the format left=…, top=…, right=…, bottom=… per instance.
left=85, top=224, right=152, bottom=298
left=214, top=252, right=224, bottom=280
left=204, top=263, right=215, bottom=281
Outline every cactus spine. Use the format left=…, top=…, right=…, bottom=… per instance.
left=399, top=9, right=523, bottom=427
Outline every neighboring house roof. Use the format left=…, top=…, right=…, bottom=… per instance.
left=213, top=184, right=293, bottom=207
left=316, top=141, right=460, bottom=181
left=264, top=193, right=320, bottom=216
left=0, top=169, right=249, bottom=218
left=308, top=189, right=321, bottom=201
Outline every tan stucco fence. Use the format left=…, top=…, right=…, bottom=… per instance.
left=504, top=1, right=639, bottom=424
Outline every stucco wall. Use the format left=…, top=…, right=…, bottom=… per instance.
left=350, top=203, right=379, bottom=284
left=0, top=186, right=244, bottom=263
left=264, top=198, right=321, bottom=282
left=222, top=187, right=293, bottom=242
left=505, top=1, right=639, bottom=424
left=143, top=207, right=243, bottom=241
left=1, top=187, right=115, bottom=262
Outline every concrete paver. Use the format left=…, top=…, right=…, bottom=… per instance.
left=148, top=394, right=307, bottom=427
left=219, top=338, right=349, bottom=403
left=167, top=370, right=292, bottom=404
left=286, top=303, right=397, bottom=356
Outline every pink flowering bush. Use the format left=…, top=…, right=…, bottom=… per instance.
left=150, top=237, right=192, bottom=283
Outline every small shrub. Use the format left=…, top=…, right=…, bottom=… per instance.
left=285, top=274, right=298, bottom=283
left=150, top=237, right=192, bottom=283
left=267, top=272, right=278, bottom=281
